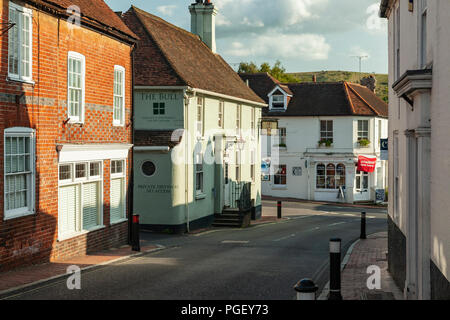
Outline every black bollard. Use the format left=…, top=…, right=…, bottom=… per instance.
left=277, top=201, right=282, bottom=219
left=360, top=212, right=367, bottom=239
left=328, top=238, right=342, bottom=300
left=132, top=214, right=141, bottom=252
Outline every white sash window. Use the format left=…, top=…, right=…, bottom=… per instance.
left=67, top=52, right=85, bottom=123
left=8, top=2, right=32, bottom=82
left=110, top=160, right=126, bottom=224
left=113, top=66, right=125, bottom=126
left=4, top=128, right=35, bottom=220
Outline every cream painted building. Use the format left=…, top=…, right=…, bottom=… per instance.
left=380, top=0, right=450, bottom=299
left=122, top=4, right=266, bottom=232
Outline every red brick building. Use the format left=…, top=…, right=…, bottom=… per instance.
left=0, top=0, right=137, bottom=271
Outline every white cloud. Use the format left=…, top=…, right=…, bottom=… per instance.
left=157, top=5, right=177, bottom=17
left=224, top=33, right=330, bottom=61
left=365, top=3, right=387, bottom=33
left=349, top=46, right=371, bottom=59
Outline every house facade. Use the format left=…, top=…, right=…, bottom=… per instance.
left=380, top=0, right=450, bottom=299
left=122, top=3, right=266, bottom=233
left=0, top=0, right=136, bottom=271
left=240, top=73, right=388, bottom=204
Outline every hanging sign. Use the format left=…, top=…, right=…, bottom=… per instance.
left=380, top=139, right=388, bottom=161
left=357, top=156, right=377, bottom=173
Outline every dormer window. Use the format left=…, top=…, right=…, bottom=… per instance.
left=268, top=86, right=291, bottom=111
left=272, top=95, right=285, bottom=109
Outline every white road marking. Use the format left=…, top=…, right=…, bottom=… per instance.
left=327, top=222, right=347, bottom=227
left=221, top=240, right=249, bottom=244
left=273, top=234, right=296, bottom=242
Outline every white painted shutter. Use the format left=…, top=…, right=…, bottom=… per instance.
left=59, top=185, right=78, bottom=236
left=110, top=178, right=124, bottom=222
left=83, top=182, right=99, bottom=230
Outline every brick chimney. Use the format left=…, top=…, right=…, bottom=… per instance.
left=189, top=1, right=217, bottom=53
left=360, top=75, right=377, bottom=92
left=312, top=74, right=317, bottom=83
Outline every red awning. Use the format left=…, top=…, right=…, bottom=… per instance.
left=357, top=156, right=377, bottom=173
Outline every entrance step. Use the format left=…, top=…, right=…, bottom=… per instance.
left=212, top=210, right=251, bottom=228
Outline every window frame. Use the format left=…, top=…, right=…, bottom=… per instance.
left=153, top=102, right=165, bottom=115
left=4, top=127, right=35, bottom=220
left=419, top=0, right=427, bottom=68
left=57, top=160, right=104, bottom=240
left=236, top=104, right=242, bottom=136
left=355, top=169, right=369, bottom=192
left=218, top=100, right=224, bottom=128
left=110, top=159, right=127, bottom=224
left=196, top=97, right=204, bottom=138
left=394, top=4, right=401, bottom=80
left=357, top=120, right=370, bottom=141
left=316, top=163, right=346, bottom=190
left=320, top=120, right=334, bottom=143
left=8, top=2, right=33, bottom=83
left=273, top=164, right=287, bottom=186
left=250, top=149, right=256, bottom=183
left=195, top=153, right=204, bottom=195
left=67, top=51, right=86, bottom=124
left=113, top=65, right=125, bottom=126
left=271, top=94, right=285, bottom=110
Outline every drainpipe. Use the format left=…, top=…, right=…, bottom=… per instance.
left=184, top=89, right=191, bottom=233
left=128, top=43, right=136, bottom=244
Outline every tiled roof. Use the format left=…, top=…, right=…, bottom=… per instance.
left=25, top=0, right=137, bottom=41
left=123, top=6, right=265, bottom=105
left=239, top=73, right=280, bottom=104
left=241, top=74, right=388, bottom=118
left=135, top=130, right=183, bottom=148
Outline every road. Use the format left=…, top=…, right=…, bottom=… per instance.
left=3, top=200, right=387, bottom=300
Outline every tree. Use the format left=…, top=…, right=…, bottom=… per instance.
left=238, top=62, right=259, bottom=74
left=238, top=60, right=300, bottom=83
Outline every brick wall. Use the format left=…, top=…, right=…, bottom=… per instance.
left=0, top=0, right=134, bottom=271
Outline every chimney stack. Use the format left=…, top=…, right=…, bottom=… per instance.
left=312, top=74, right=317, bottom=83
left=189, top=1, right=217, bottom=53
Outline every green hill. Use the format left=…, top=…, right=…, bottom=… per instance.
left=288, top=71, right=388, bottom=103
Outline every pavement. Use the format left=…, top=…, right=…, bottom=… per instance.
left=0, top=243, right=163, bottom=298
left=319, top=231, right=403, bottom=300
left=0, top=200, right=388, bottom=300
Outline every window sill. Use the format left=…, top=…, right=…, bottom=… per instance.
left=3, top=210, right=35, bottom=221
left=196, top=193, right=206, bottom=200
left=7, top=76, right=35, bottom=86
left=113, top=123, right=125, bottom=128
left=110, top=218, right=128, bottom=226
left=58, top=225, right=106, bottom=242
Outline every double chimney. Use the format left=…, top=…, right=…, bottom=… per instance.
left=189, top=0, right=217, bottom=53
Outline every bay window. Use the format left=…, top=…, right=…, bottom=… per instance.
left=58, top=161, right=103, bottom=239
left=316, top=163, right=346, bottom=190
left=4, top=128, right=35, bottom=220
left=8, top=2, right=32, bottom=82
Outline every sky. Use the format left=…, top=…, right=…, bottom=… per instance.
left=105, top=0, right=388, bottom=74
